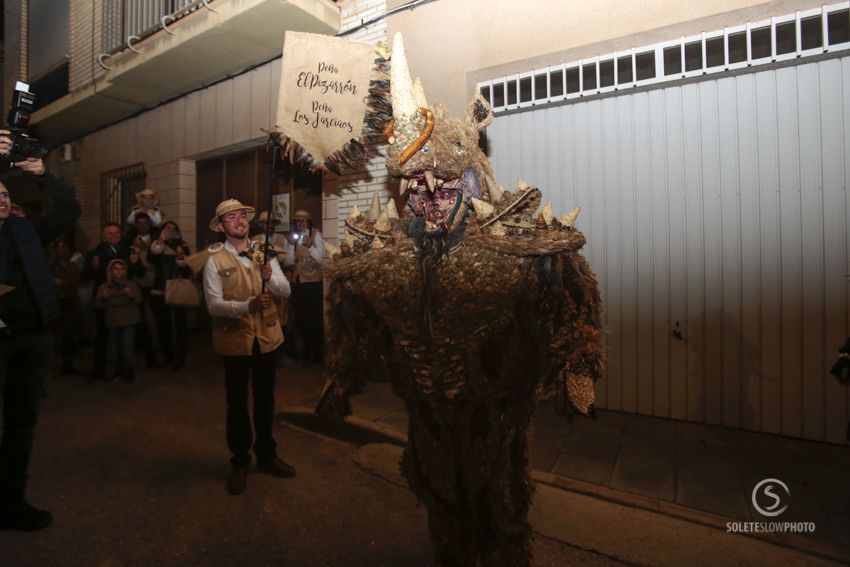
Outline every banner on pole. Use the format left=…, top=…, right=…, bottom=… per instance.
left=277, top=31, right=374, bottom=163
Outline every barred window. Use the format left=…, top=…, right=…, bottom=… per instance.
left=101, top=163, right=146, bottom=227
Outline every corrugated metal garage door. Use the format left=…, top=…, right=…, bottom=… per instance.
left=486, top=55, right=850, bottom=443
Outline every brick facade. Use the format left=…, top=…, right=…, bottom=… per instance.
left=69, top=0, right=107, bottom=92
left=323, top=0, right=390, bottom=246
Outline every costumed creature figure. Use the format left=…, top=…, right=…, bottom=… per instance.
left=127, top=188, right=164, bottom=228
left=316, top=33, right=605, bottom=567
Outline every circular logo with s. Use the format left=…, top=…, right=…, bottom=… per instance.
left=752, top=478, right=790, bottom=517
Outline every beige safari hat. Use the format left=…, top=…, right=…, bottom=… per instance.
left=256, top=210, right=279, bottom=223
left=209, top=199, right=256, bottom=232
left=292, top=209, right=312, bottom=221
left=136, top=188, right=159, bottom=205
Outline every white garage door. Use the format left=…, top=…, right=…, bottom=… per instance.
left=486, top=56, right=850, bottom=443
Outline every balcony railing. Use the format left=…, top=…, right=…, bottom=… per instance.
left=478, top=1, right=850, bottom=114
left=100, top=0, right=216, bottom=67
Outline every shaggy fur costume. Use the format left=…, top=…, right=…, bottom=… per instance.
left=320, top=190, right=603, bottom=566
left=315, top=34, right=605, bottom=567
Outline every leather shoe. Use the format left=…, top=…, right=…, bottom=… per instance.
left=0, top=499, right=52, bottom=531
left=226, top=466, right=249, bottom=495
left=257, top=456, right=296, bottom=478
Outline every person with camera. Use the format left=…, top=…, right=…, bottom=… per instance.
left=50, top=240, right=82, bottom=376
left=81, top=223, right=145, bottom=382
left=122, top=212, right=160, bottom=369
left=283, top=209, right=325, bottom=366
left=252, top=211, right=289, bottom=340
left=149, top=221, right=192, bottom=370
left=0, top=132, right=81, bottom=531
left=93, top=259, right=142, bottom=382
left=203, top=199, right=294, bottom=495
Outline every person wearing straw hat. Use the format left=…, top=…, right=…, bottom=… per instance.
left=126, top=188, right=163, bottom=228
left=284, top=209, right=325, bottom=365
left=203, top=199, right=294, bottom=495
left=251, top=210, right=287, bottom=265
left=252, top=211, right=289, bottom=332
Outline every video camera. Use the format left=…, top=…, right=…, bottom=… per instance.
left=3, top=81, right=48, bottom=163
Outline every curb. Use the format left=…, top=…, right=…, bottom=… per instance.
left=279, top=404, right=850, bottom=565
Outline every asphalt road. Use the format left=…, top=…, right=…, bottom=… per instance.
left=0, top=345, right=626, bottom=567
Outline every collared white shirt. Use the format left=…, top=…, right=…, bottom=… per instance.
left=284, top=229, right=325, bottom=266
left=203, top=240, right=290, bottom=318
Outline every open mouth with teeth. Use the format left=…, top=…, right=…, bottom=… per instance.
left=401, top=172, right=463, bottom=233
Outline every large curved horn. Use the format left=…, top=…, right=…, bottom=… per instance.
left=391, top=32, right=419, bottom=124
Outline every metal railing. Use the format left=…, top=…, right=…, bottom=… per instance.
left=479, top=1, right=850, bottom=113
left=99, top=0, right=216, bottom=69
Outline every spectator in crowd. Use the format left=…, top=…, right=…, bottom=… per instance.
left=149, top=221, right=192, bottom=370
left=123, top=212, right=159, bottom=369
left=81, top=223, right=144, bottom=382
left=252, top=211, right=288, bottom=339
left=50, top=240, right=81, bottom=375
left=127, top=188, right=163, bottom=228
left=284, top=209, right=324, bottom=365
left=0, top=140, right=81, bottom=531
left=93, top=259, right=142, bottom=382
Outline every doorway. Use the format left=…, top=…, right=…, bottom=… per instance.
left=195, top=146, right=322, bottom=250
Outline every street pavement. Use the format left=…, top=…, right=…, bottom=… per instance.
left=0, top=342, right=626, bottom=567
left=1, top=339, right=846, bottom=566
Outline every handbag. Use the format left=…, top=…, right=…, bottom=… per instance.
left=165, top=278, right=200, bottom=307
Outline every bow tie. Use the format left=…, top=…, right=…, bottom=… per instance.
left=238, top=250, right=252, bottom=259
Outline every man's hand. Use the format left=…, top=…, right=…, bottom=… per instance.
left=129, top=249, right=140, bottom=264
left=15, top=158, right=45, bottom=176
left=123, top=286, right=133, bottom=296
left=91, top=255, right=101, bottom=270
left=0, top=130, right=45, bottom=174
left=0, top=131, right=11, bottom=156
left=249, top=292, right=272, bottom=312
left=260, top=262, right=272, bottom=281
left=301, top=235, right=314, bottom=248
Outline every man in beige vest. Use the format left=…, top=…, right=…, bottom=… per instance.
left=284, top=209, right=324, bottom=365
left=203, top=199, right=294, bottom=495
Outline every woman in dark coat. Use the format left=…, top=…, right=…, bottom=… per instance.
left=50, top=240, right=81, bottom=375
left=148, top=221, right=192, bottom=370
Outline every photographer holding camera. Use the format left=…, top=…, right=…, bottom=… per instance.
left=284, top=209, right=324, bottom=365
left=149, top=221, right=192, bottom=370
left=0, top=129, right=81, bottom=531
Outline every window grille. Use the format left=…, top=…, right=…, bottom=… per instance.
left=101, top=163, right=147, bottom=227
left=478, top=1, right=850, bottom=114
